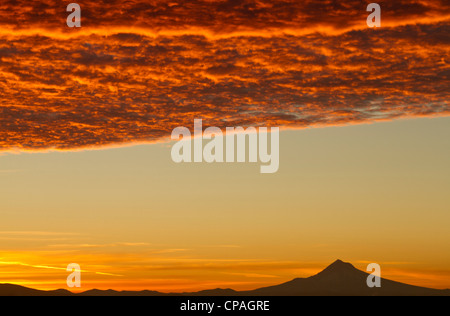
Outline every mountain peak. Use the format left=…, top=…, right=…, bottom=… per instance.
left=329, top=259, right=352, bottom=266
left=315, top=259, right=357, bottom=275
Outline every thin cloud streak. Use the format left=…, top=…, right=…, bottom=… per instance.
left=0, top=260, right=122, bottom=276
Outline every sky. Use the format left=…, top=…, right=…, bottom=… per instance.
left=1, top=117, right=450, bottom=291
left=0, top=0, right=449, bottom=292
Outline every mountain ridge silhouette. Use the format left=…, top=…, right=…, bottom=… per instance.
left=1, top=260, right=449, bottom=296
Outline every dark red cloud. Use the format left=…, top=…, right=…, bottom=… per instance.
left=1, top=1, right=449, bottom=34
left=0, top=1, right=449, bottom=151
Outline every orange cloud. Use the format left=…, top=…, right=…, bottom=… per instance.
left=0, top=1, right=448, bottom=151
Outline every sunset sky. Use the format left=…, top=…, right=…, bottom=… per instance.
left=0, top=1, right=449, bottom=292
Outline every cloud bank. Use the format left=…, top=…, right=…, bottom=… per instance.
left=0, top=0, right=449, bottom=151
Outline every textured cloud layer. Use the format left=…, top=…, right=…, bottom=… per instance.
left=0, top=1, right=449, bottom=151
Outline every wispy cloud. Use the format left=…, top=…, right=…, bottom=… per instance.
left=0, top=231, right=80, bottom=236
left=0, top=260, right=122, bottom=276
left=46, top=242, right=152, bottom=249
left=0, top=231, right=82, bottom=242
